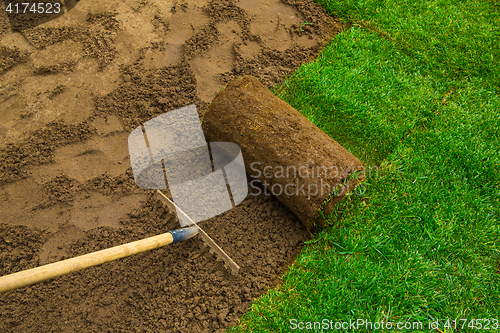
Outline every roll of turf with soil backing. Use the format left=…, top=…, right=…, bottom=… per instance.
left=202, top=75, right=365, bottom=231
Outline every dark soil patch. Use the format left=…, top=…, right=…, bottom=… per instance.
left=0, top=0, right=347, bottom=331
left=1, top=190, right=306, bottom=332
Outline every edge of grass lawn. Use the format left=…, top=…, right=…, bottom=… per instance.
left=229, top=1, right=500, bottom=332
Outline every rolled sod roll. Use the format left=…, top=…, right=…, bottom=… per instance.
left=202, top=76, right=365, bottom=230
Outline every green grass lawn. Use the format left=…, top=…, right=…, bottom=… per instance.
left=230, top=0, right=500, bottom=332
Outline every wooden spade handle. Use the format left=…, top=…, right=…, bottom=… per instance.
left=0, top=226, right=199, bottom=293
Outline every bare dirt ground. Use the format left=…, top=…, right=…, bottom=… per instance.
left=0, top=0, right=347, bottom=331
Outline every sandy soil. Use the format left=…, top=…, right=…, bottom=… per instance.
left=0, top=0, right=347, bottom=331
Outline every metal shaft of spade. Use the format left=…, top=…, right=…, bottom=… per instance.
left=156, top=190, right=240, bottom=274
left=0, top=227, right=199, bottom=293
